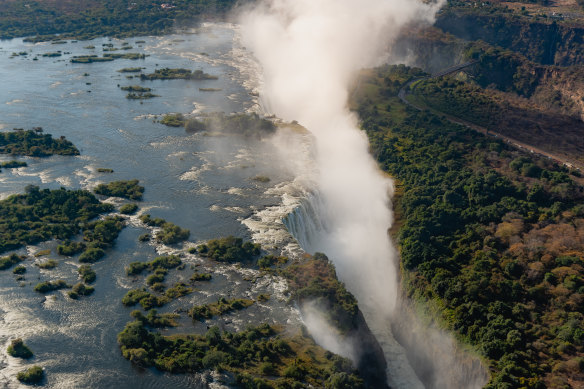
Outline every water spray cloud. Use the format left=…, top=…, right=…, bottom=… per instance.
left=240, top=0, right=439, bottom=316
left=239, top=0, right=444, bottom=386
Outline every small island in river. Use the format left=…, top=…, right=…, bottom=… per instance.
left=140, top=68, right=217, bottom=81
left=0, top=130, right=79, bottom=156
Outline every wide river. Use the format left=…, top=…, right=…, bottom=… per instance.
left=0, top=23, right=309, bottom=388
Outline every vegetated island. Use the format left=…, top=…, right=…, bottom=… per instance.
left=192, top=235, right=288, bottom=270
left=140, top=68, right=217, bottom=81
left=117, top=67, right=144, bottom=73
left=70, top=53, right=146, bottom=63
left=196, top=235, right=260, bottom=263
left=138, top=214, right=190, bottom=245
left=126, top=92, right=159, bottom=100
left=78, top=216, right=125, bottom=263
left=42, top=51, right=62, bottom=57
left=119, top=203, right=138, bottom=215
left=0, top=130, right=79, bottom=156
left=118, top=236, right=386, bottom=388
left=160, top=112, right=277, bottom=139
left=118, top=318, right=365, bottom=388
left=189, top=297, right=255, bottom=321
left=119, top=85, right=159, bottom=99
left=1, top=160, right=27, bottom=169
left=0, top=186, right=113, bottom=254
left=353, top=64, right=584, bottom=388
left=0, top=254, right=25, bottom=270
left=34, top=279, right=69, bottom=293
left=17, top=365, right=44, bottom=384
left=94, top=179, right=144, bottom=200
left=7, top=338, right=33, bottom=359
left=68, top=282, right=95, bottom=299
left=123, top=254, right=192, bottom=309
left=120, top=85, right=151, bottom=92
left=0, top=183, right=132, bottom=301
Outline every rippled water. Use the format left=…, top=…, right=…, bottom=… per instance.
left=0, top=24, right=305, bottom=388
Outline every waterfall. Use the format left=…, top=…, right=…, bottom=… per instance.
left=238, top=0, right=488, bottom=386
left=283, top=193, right=489, bottom=389
left=282, top=191, right=326, bottom=252
left=283, top=193, right=424, bottom=388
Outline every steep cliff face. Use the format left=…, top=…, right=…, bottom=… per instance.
left=534, top=67, right=584, bottom=121
left=392, top=27, right=467, bottom=73
left=286, top=257, right=389, bottom=388
left=435, top=11, right=584, bottom=66
left=393, top=25, right=584, bottom=120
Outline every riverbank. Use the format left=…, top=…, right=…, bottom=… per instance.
left=353, top=64, right=584, bottom=388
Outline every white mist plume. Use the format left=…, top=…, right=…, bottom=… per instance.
left=239, top=0, right=442, bottom=386
left=301, top=301, right=356, bottom=362
left=240, top=0, right=439, bottom=314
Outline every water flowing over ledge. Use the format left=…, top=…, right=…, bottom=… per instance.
left=283, top=194, right=488, bottom=388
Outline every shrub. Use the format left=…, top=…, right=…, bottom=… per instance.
left=283, top=364, right=305, bottom=380
left=68, top=282, right=94, bottom=299
left=146, top=272, right=165, bottom=286
left=126, top=261, right=148, bottom=275
left=259, top=362, right=276, bottom=375
left=0, top=254, right=23, bottom=270
left=138, top=233, right=151, bottom=242
left=7, top=338, right=33, bottom=359
left=79, top=248, right=105, bottom=263
left=78, top=265, right=96, bottom=283
left=258, top=255, right=288, bottom=269
left=325, top=372, right=364, bottom=389
left=120, top=203, right=138, bottom=214
left=36, top=259, right=58, bottom=269
left=57, top=241, right=86, bottom=256
left=163, top=283, right=192, bottom=299
left=17, top=366, right=44, bottom=384
left=34, top=280, right=69, bottom=293
left=190, top=272, right=212, bottom=282
left=156, top=222, right=190, bottom=245
left=94, top=180, right=144, bottom=200
left=202, top=350, right=228, bottom=369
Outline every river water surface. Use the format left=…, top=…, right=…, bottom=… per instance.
left=0, top=24, right=309, bottom=389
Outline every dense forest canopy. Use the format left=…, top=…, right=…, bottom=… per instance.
left=0, top=0, right=244, bottom=40
left=353, top=64, right=584, bottom=388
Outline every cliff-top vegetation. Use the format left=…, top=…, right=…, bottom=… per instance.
left=354, top=64, right=584, bottom=388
